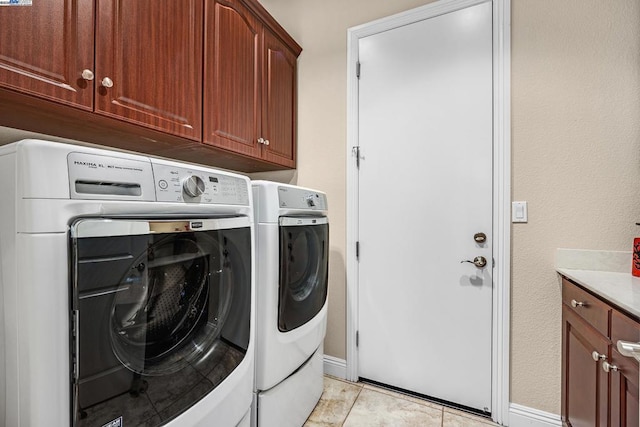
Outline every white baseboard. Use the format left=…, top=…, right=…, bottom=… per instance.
left=508, top=403, right=562, bottom=427
left=323, top=355, right=347, bottom=379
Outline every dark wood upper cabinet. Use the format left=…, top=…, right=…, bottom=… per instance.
left=261, top=28, right=296, bottom=168
left=0, top=0, right=300, bottom=171
left=95, top=0, right=203, bottom=140
left=204, top=0, right=300, bottom=169
left=204, top=0, right=261, bottom=157
left=0, top=0, right=94, bottom=110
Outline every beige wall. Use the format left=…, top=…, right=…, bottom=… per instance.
left=259, top=0, right=640, bottom=417
left=510, top=0, right=640, bottom=414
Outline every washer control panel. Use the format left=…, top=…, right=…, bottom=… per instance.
left=278, top=186, right=327, bottom=210
left=152, top=162, right=249, bottom=205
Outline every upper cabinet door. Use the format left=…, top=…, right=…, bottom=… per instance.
left=0, top=0, right=94, bottom=110
left=261, top=29, right=296, bottom=168
left=203, top=0, right=261, bottom=159
left=95, top=0, right=203, bottom=140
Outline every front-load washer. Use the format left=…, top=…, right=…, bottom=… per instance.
left=251, top=181, right=328, bottom=427
left=0, top=139, right=255, bottom=427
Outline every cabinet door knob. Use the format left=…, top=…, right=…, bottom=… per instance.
left=570, top=299, right=585, bottom=308
left=264, top=139, right=270, bottom=146
left=602, top=361, right=619, bottom=373
left=101, top=77, right=114, bottom=88
left=257, top=137, right=265, bottom=144
left=591, top=351, right=606, bottom=362
left=81, top=69, right=94, bottom=81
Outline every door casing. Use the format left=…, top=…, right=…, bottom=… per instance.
left=345, top=0, right=511, bottom=424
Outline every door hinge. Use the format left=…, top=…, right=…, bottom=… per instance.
left=352, top=146, right=361, bottom=168
left=356, top=61, right=361, bottom=79
left=356, top=241, right=360, bottom=260
left=356, top=331, right=359, bottom=347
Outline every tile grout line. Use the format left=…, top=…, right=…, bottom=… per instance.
left=340, top=384, right=365, bottom=427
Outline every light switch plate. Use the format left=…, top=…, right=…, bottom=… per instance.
left=512, top=201, right=528, bottom=223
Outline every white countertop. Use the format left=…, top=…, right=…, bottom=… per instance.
left=557, top=267, right=640, bottom=319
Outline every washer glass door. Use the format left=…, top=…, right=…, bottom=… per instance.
left=70, top=217, right=251, bottom=427
left=278, top=216, right=329, bottom=332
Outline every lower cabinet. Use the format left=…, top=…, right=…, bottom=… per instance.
left=562, top=277, right=640, bottom=427
left=562, top=305, right=608, bottom=427
left=609, top=348, right=639, bottom=426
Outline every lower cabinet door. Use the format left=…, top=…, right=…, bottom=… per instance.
left=562, top=306, right=609, bottom=427
left=610, top=348, right=640, bottom=427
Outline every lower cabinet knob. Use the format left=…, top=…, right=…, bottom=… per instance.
left=602, top=361, right=619, bottom=373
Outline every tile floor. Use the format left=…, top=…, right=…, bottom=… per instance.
left=305, top=376, right=499, bottom=427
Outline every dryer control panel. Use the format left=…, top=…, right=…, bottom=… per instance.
left=152, top=162, right=250, bottom=205
left=278, top=186, right=327, bottom=210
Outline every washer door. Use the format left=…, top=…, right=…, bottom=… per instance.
left=278, top=217, right=329, bottom=332
left=70, top=217, right=251, bottom=427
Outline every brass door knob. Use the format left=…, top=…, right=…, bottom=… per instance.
left=461, top=256, right=487, bottom=268
left=474, top=232, right=487, bottom=243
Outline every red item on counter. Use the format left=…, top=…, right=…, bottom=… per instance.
left=633, top=238, right=640, bottom=277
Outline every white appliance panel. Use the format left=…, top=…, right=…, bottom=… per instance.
left=68, top=151, right=156, bottom=201
left=151, top=159, right=250, bottom=205
left=256, top=345, right=324, bottom=427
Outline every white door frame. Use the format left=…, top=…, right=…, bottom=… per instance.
left=345, top=0, right=511, bottom=424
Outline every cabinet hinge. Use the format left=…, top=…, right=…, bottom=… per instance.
left=356, top=331, right=359, bottom=347
left=356, top=61, right=361, bottom=79
left=356, top=241, right=360, bottom=260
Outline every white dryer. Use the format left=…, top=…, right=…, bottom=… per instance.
left=0, top=139, right=255, bottom=427
left=251, top=181, right=328, bottom=427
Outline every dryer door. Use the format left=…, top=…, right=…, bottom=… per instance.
left=278, top=217, right=329, bottom=332
left=70, top=217, right=251, bottom=427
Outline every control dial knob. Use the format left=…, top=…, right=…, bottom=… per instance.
left=183, top=175, right=205, bottom=198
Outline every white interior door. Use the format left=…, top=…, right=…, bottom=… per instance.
left=357, top=1, right=493, bottom=413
